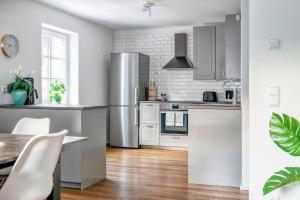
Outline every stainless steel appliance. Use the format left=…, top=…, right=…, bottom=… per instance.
left=203, top=91, right=217, bottom=102
left=160, top=102, right=189, bottom=135
left=162, top=33, right=193, bottom=69
left=110, top=53, right=150, bottom=148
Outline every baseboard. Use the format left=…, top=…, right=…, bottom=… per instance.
left=141, top=145, right=188, bottom=151
left=240, top=185, right=249, bottom=191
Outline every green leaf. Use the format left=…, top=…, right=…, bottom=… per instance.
left=263, top=167, right=300, bottom=195
left=269, top=113, right=300, bottom=156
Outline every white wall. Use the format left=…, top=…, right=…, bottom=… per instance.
left=249, top=0, right=300, bottom=199
left=114, top=27, right=241, bottom=102
left=0, top=0, right=112, bottom=105
left=241, top=0, right=249, bottom=190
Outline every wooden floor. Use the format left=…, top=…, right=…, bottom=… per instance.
left=62, top=148, right=248, bottom=200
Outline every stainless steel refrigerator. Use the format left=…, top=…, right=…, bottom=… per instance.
left=110, top=53, right=149, bottom=148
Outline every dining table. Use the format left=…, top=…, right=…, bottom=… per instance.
left=0, top=133, right=87, bottom=200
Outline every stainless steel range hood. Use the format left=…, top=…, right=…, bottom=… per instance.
left=162, top=33, right=193, bottom=69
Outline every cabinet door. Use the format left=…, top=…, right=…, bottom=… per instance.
left=216, top=24, right=226, bottom=80
left=140, top=103, right=159, bottom=124
left=193, top=26, right=216, bottom=80
left=140, top=124, right=159, bottom=145
left=225, top=15, right=241, bottom=79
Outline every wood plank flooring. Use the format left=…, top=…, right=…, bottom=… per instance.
left=62, top=148, right=248, bottom=200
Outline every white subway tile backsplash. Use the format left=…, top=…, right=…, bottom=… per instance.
left=113, top=27, right=241, bottom=101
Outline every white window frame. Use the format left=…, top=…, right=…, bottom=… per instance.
left=42, top=28, right=70, bottom=104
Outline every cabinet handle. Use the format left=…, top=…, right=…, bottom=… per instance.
left=172, top=136, right=180, bottom=139
left=134, top=88, right=139, bottom=105
left=134, top=108, right=139, bottom=126
left=146, top=125, right=154, bottom=128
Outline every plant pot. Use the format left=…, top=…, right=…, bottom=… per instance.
left=11, top=90, right=27, bottom=105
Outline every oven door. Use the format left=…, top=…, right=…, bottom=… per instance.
left=160, top=111, right=188, bottom=135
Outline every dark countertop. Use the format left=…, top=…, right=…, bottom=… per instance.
left=139, top=101, right=241, bottom=110
left=0, top=104, right=107, bottom=110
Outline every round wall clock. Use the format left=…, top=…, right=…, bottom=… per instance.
left=0, top=34, right=19, bottom=58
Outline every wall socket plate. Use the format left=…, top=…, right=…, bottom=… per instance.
left=269, top=38, right=281, bottom=50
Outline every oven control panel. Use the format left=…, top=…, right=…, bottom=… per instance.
left=160, top=103, right=189, bottom=111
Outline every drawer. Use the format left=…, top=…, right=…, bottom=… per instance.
left=140, top=103, right=160, bottom=124
left=160, top=135, right=188, bottom=147
left=140, top=124, right=159, bottom=146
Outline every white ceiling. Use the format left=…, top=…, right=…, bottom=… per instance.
left=35, top=0, right=241, bottom=30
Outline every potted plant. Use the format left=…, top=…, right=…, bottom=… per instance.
left=263, top=113, right=300, bottom=199
left=49, top=80, right=66, bottom=104
left=7, top=68, right=33, bottom=105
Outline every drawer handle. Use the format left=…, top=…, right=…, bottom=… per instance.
left=147, top=125, right=154, bottom=128
left=146, top=104, right=154, bottom=107
left=172, top=136, right=180, bottom=139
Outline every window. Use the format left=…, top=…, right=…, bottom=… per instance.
left=42, top=28, right=69, bottom=103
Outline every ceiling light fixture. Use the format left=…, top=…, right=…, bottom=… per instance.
left=142, top=0, right=164, bottom=17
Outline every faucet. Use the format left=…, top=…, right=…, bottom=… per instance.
left=223, top=79, right=237, bottom=105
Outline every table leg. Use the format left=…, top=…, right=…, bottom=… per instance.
left=47, top=155, right=61, bottom=200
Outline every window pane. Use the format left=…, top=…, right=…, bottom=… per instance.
left=42, top=35, right=50, bottom=56
left=51, top=58, right=66, bottom=79
left=51, top=36, right=66, bottom=58
left=42, top=78, right=50, bottom=102
left=42, top=56, right=50, bottom=78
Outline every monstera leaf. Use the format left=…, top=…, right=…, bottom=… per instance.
left=263, top=167, right=300, bottom=195
left=269, top=113, right=300, bottom=156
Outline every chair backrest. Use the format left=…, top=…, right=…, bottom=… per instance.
left=12, top=118, right=50, bottom=135
left=0, top=130, right=68, bottom=200
left=0, top=142, right=5, bottom=151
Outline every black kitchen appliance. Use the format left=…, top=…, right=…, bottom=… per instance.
left=24, top=77, right=38, bottom=105
left=203, top=91, right=217, bottom=102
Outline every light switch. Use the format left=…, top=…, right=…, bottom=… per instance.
left=269, top=38, right=281, bottom=50
left=268, top=86, right=280, bottom=107
left=269, top=96, right=280, bottom=107
left=268, top=86, right=280, bottom=96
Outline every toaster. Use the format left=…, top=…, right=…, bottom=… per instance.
left=203, top=91, right=217, bottom=102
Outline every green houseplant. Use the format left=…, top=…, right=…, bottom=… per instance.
left=7, top=68, right=32, bottom=105
left=49, top=80, right=66, bottom=104
left=263, top=113, right=300, bottom=197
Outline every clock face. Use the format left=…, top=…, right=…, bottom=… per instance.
left=0, top=34, right=19, bottom=58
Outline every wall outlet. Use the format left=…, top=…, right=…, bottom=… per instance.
left=269, top=38, right=281, bottom=50
left=2, top=86, right=7, bottom=93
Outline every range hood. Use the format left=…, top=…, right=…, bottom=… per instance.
left=162, top=33, right=193, bottom=69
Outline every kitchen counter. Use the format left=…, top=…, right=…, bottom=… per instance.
left=140, top=101, right=241, bottom=109
left=0, top=105, right=107, bottom=189
left=0, top=104, right=107, bottom=110
left=188, top=106, right=241, bottom=187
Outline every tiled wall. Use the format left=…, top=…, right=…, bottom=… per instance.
left=113, top=26, right=240, bottom=102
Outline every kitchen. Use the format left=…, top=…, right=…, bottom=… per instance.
left=110, top=11, right=242, bottom=188
left=0, top=0, right=249, bottom=200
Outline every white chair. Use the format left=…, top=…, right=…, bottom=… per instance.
left=12, top=117, right=50, bottom=135
left=0, top=130, right=67, bottom=200
left=0, top=118, right=50, bottom=176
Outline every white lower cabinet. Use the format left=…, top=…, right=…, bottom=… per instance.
left=160, top=135, right=188, bottom=147
left=140, top=124, right=159, bottom=145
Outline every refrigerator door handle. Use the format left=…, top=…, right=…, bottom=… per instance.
left=134, top=88, right=139, bottom=105
left=134, top=107, right=139, bottom=126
